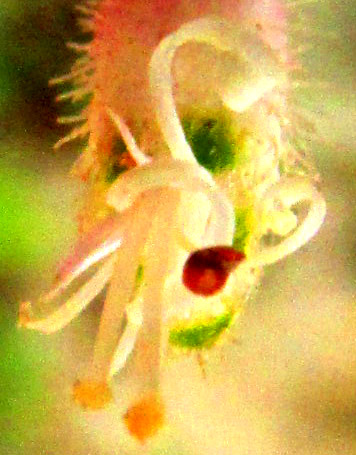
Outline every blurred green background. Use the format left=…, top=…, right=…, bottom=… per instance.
left=0, top=1, right=355, bottom=454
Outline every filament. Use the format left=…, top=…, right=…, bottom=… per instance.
left=106, top=108, right=151, bottom=166
left=19, top=256, right=116, bottom=334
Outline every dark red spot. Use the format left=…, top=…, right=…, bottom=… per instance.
left=183, top=246, right=246, bottom=296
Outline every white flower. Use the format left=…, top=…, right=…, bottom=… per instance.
left=19, top=14, right=325, bottom=442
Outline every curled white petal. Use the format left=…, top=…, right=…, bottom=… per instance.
left=106, top=155, right=214, bottom=212
left=149, top=16, right=283, bottom=162
left=106, top=155, right=235, bottom=249
left=222, top=75, right=277, bottom=113
left=248, top=177, right=326, bottom=267
left=177, top=189, right=235, bottom=250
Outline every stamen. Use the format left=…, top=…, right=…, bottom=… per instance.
left=78, top=18, right=95, bottom=32
left=178, top=192, right=212, bottom=250
left=203, top=188, right=235, bottom=246
left=18, top=256, right=116, bottom=334
left=121, top=190, right=182, bottom=439
left=49, top=73, right=76, bottom=85
left=73, top=380, right=112, bottom=410
left=70, top=144, right=96, bottom=179
left=108, top=302, right=142, bottom=379
left=106, top=108, right=151, bottom=166
left=222, top=74, right=277, bottom=113
left=45, top=238, right=121, bottom=303
left=49, top=64, right=94, bottom=85
left=86, top=199, right=154, bottom=383
left=72, top=56, right=91, bottom=69
left=49, top=216, right=124, bottom=302
left=124, top=392, right=164, bottom=444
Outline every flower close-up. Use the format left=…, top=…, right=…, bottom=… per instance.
left=2, top=0, right=354, bottom=453
left=16, top=0, right=329, bottom=444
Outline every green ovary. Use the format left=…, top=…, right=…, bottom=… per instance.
left=168, top=310, right=235, bottom=349
left=182, top=115, right=237, bottom=174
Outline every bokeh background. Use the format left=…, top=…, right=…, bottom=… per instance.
left=0, top=1, right=355, bottom=454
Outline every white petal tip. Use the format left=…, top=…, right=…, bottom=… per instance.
left=221, top=76, right=277, bottom=113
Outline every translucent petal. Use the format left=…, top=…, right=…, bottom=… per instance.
left=149, top=16, right=283, bottom=162
left=106, top=156, right=235, bottom=248
left=248, top=177, right=326, bottom=266
left=106, top=155, right=214, bottom=213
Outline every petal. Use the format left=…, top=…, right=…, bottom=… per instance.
left=106, top=155, right=214, bottom=213
left=149, top=16, right=283, bottom=162
left=178, top=191, right=212, bottom=250
left=203, top=185, right=235, bottom=246
left=248, top=177, right=326, bottom=267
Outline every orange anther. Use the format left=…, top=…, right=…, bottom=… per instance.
left=73, top=380, right=112, bottom=410
left=124, top=392, right=165, bottom=443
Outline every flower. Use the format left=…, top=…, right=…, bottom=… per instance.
left=19, top=0, right=326, bottom=443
